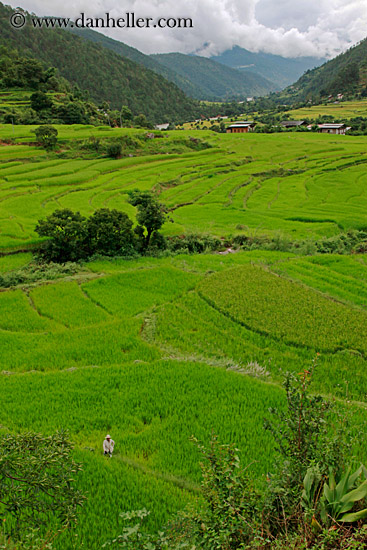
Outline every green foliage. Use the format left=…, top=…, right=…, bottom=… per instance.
left=184, top=435, right=261, bottom=548
left=0, top=3, right=203, bottom=124
left=133, top=114, right=154, bottom=130
left=283, top=37, right=367, bottom=102
left=168, top=234, right=222, bottom=254
left=86, top=208, right=135, bottom=256
left=321, top=466, right=367, bottom=524
left=263, top=364, right=351, bottom=534
left=30, top=91, right=53, bottom=112
left=120, top=106, right=132, bottom=122
left=0, top=261, right=80, bottom=288
left=35, top=208, right=88, bottom=262
left=35, top=208, right=138, bottom=262
left=107, top=141, right=123, bottom=159
left=0, top=430, right=85, bottom=537
left=128, top=190, right=167, bottom=249
left=34, top=124, right=58, bottom=150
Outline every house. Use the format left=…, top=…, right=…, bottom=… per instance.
left=317, top=123, right=348, bottom=135
left=226, top=121, right=256, bottom=134
left=280, top=120, right=307, bottom=128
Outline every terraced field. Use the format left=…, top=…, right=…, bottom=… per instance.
left=1, top=126, right=367, bottom=251
left=1, top=124, right=367, bottom=549
left=2, top=249, right=367, bottom=548
left=284, top=99, right=367, bottom=120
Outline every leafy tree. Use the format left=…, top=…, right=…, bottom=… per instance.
left=127, top=190, right=167, bottom=249
left=34, top=125, right=58, bottom=151
left=35, top=208, right=88, bottom=262
left=133, top=114, right=153, bottom=129
left=0, top=431, right=85, bottom=538
left=86, top=208, right=135, bottom=256
left=120, top=106, right=132, bottom=122
left=30, top=91, right=53, bottom=112
left=58, top=101, right=87, bottom=124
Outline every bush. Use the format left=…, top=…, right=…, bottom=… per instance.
left=168, top=233, right=222, bottom=254
left=106, top=141, right=122, bottom=159
left=34, top=124, right=58, bottom=151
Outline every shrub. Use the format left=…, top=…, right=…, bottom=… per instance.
left=106, top=141, right=122, bottom=159
left=34, top=124, right=58, bottom=151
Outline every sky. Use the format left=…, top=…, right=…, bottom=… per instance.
left=6, top=0, right=367, bottom=59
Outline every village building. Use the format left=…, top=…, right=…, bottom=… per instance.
left=155, top=123, right=170, bottom=130
left=280, top=120, right=307, bottom=128
left=226, top=121, right=256, bottom=134
left=317, top=123, right=348, bottom=135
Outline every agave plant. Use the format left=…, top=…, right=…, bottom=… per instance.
left=321, top=465, right=367, bottom=524
left=302, top=464, right=367, bottom=527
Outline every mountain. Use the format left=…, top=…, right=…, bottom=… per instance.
left=68, top=28, right=276, bottom=100
left=151, top=53, right=277, bottom=100
left=0, top=2, right=200, bottom=123
left=211, top=46, right=325, bottom=89
left=282, top=38, right=367, bottom=101
left=66, top=27, right=202, bottom=100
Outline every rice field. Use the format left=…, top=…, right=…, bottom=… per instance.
left=1, top=126, right=367, bottom=251
left=284, top=99, right=367, bottom=120
left=1, top=123, right=367, bottom=548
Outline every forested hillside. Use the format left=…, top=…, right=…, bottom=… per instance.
left=69, top=28, right=276, bottom=100
left=284, top=38, right=367, bottom=102
left=67, top=27, right=202, bottom=100
left=151, top=52, right=277, bottom=99
left=0, top=2, right=201, bottom=123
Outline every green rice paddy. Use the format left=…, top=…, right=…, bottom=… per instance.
left=1, top=124, right=367, bottom=548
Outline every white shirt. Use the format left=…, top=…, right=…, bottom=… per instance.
left=103, top=438, right=115, bottom=453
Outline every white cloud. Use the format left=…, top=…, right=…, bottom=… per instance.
left=6, top=0, right=367, bottom=58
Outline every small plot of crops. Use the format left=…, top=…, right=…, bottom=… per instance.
left=271, top=255, right=367, bottom=308
left=30, top=282, right=111, bottom=328
left=198, top=264, right=367, bottom=354
left=0, top=252, right=32, bottom=272
left=83, top=267, right=200, bottom=317
left=0, top=289, right=59, bottom=332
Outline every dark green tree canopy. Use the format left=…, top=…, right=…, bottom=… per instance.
left=127, top=189, right=167, bottom=248
left=35, top=208, right=88, bottom=262
left=30, top=91, right=53, bottom=112
left=34, top=124, right=58, bottom=150
left=86, top=208, right=135, bottom=256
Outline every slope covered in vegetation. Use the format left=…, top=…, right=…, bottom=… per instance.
left=284, top=37, right=367, bottom=102
left=0, top=2, right=201, bottom=123
left=152, top=52, right=277, bottom=99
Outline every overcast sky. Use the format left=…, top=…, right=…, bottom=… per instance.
left=6, top=0, right=367, bottom=58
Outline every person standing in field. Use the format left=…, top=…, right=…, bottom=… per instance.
left=103, top=434, right=115, bottom=457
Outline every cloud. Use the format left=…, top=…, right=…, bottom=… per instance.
left=6, top=0, right=367, bottom=58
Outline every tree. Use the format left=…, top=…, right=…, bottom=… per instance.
left=120, top=106, right=132, bottom=122
left=133, top=114, right=153, bottom=129
left=30, top=91, right=53, bottom=112
left=86, top=208, right=135, bottom=256
left=58, top=102, right=87, bottom=124
left=0, top=431, right=85, bottom=538
left=127, top=190, right=167, bottom=249
left=34, top=125, right=58, bottom=151
left=35, top=208, right=87, bottom=262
